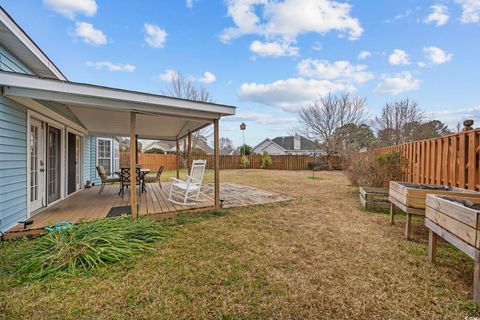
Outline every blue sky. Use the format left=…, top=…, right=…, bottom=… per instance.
left=2, top=0, right=480, bottom=147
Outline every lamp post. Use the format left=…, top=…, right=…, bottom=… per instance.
left=240, top=122, right=246, bottom=156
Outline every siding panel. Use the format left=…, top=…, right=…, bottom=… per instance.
left=0, top=45, right=33, bottom=74
left=0, top=96, right=27, bottom=232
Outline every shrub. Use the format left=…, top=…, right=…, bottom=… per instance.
left=13, top=217, right=166, bottom=282
left=344, top=151, right=407, bottom=188
left=260, top=152, right=272, bottom=169
left=144, top=148, right=165, bottom=154
left=240, top=155, right=250, bottom=169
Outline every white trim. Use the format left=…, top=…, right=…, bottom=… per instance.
left=12, top=97, right=87, bottom=134
left=0, top=71, right=235, bottom=118
left=96, top=137, right=114, bottom=178
left=66, top=129, right=84, bottom=194
left=46, top=120, right=65, bottom=204
left=0, top=8, right=66, bottom=80
left=26, top=110, right=67, bottom=215
left=26, top=112, right=31, bottom=217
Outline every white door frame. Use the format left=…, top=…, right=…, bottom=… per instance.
left=26, top=110, right=66, bottom=216
left=27, top=117, right=45, bottom=213
left=66, top=128, right=84, bottom=196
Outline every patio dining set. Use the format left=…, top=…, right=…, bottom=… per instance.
left=95, top=160, right=207, bottom=205
left=96, top=164, right=164, bottom=195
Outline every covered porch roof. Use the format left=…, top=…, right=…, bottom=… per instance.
left=0, top=71, right=236, bottom=140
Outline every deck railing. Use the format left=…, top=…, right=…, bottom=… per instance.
left=375, top=128, right=480, bottom=190
left=119, top=153, right=344, bottom=171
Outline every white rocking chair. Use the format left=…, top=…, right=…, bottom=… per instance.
left=168, top=160, right=206, bottom=205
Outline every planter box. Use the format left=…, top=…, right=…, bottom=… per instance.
left=425, top=194, right=480, bottom=304
left=426, top=194, right=480, bottom=248
left=389, top=181, right=480, bottom=240
left=358, top=187, right=389, bottom=211
left=389, top=181, right=479, bottom=212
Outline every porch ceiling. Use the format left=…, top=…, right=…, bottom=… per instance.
left=0, top=71, right=236, bottom=140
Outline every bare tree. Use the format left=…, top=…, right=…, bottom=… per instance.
left=295, top=93, right=368, bottom=156
left=219, top=137, right=234, bottom=155
left=373, top=99, right=425, bottom=146
left=162, top=71, right=214, bottom=160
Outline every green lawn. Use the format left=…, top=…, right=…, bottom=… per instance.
left=1, top=170, right=478, bottom=319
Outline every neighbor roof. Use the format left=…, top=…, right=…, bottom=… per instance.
left=272, top=136, right=318, bottom=150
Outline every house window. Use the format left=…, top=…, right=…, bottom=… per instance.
left=97, top=138, right=112, bottom=176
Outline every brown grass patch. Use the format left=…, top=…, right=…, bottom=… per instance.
left=0, top=169, right=478, bottom=319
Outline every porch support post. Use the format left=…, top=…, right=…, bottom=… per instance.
left=130, top=112, right=138, bottom=219
left=214, top=119, right=220, bottom=209
left=187, top=130, right=192, bottom=171
left=176, top=138, right=180, bottom=179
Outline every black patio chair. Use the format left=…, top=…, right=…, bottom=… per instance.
left=119, top=167, right=143, bottom=196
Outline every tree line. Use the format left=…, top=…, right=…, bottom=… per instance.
left=294, top=93, right=453, bottom=157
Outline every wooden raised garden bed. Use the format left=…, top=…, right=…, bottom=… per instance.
left=425, top=194, right=480, bottom=304
left=389, top=181, right=480, bottom=240
left=358, top=187, right=390, bottom=211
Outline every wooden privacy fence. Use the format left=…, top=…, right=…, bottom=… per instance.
left=377, top=128, right=480, bottom=191
left=120, top=153, right=343, bottom=171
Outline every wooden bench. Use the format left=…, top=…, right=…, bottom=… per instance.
left=389, top=181, right=480, bottom=240
left=425, top=194, right=480, bottom=304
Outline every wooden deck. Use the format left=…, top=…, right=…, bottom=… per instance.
left=4, top=182, right=292, bottom=239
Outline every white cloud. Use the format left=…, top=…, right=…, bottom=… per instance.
left=418, top=61, right=427, bottom=67
left=225, top=112, right=297, bottom=125
left=86, top=61, right=136, bottom=72
left=198, top=71, right=217, bottom=84
left=375, top=71, right=420, bottom=95
left=73, top=22, right=107, bottom=46
left=388, top=49, right=410, bottom=65
left=297, top=59, right=374, bottom=84
left=186, top=0, right=194, bottom=8
left=157, top=69, right=216, bottom=84
left=158, top=69, right=177, bottom=81
left=220, top=0, right=363, bottom=45
left=424, top=5, right=449, bottom=26
left=455, top=0, right=480, bottom=24
left=385, top=9, right=412, bottom=23
left=357, top=50, right=371, bottom=60
left=427, top=105, right=480, bottom=128
left=423, top=46, right=453, bottom=64
left=144, top=23, right=168, bottom=48
left=312, top=42, right=322, bottom=51
left=43, top=0, right=97, bottom=19
left=238, top=77, right=354, bottom=111
left=249, top=40, right=299, bottom=57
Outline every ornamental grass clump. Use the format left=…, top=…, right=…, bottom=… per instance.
left=240, top=155, right=250, bottom=169
left=13, top=216, right=166, bottom=282
left=260, top=152, right=272, bottom=169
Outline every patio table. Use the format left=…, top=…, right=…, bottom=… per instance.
left=118, top=167, right=150, bottom=194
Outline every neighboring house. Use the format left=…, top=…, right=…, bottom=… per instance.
left=143, top=139, right=213, bottom=155
left=142, top=140, right=177, bottom=153
left=252, top=136, right=323, bottom=156
left=0, top=7, right=235, bottom=233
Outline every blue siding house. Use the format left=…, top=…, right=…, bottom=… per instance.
left=0, top=8, right=118, bottom=233
left=0, top=6, right=235, bottom=235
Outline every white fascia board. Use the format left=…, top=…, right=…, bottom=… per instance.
left=0, top=9, right=66, bottom=80
left=0, top=71, right=236, bottom=118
